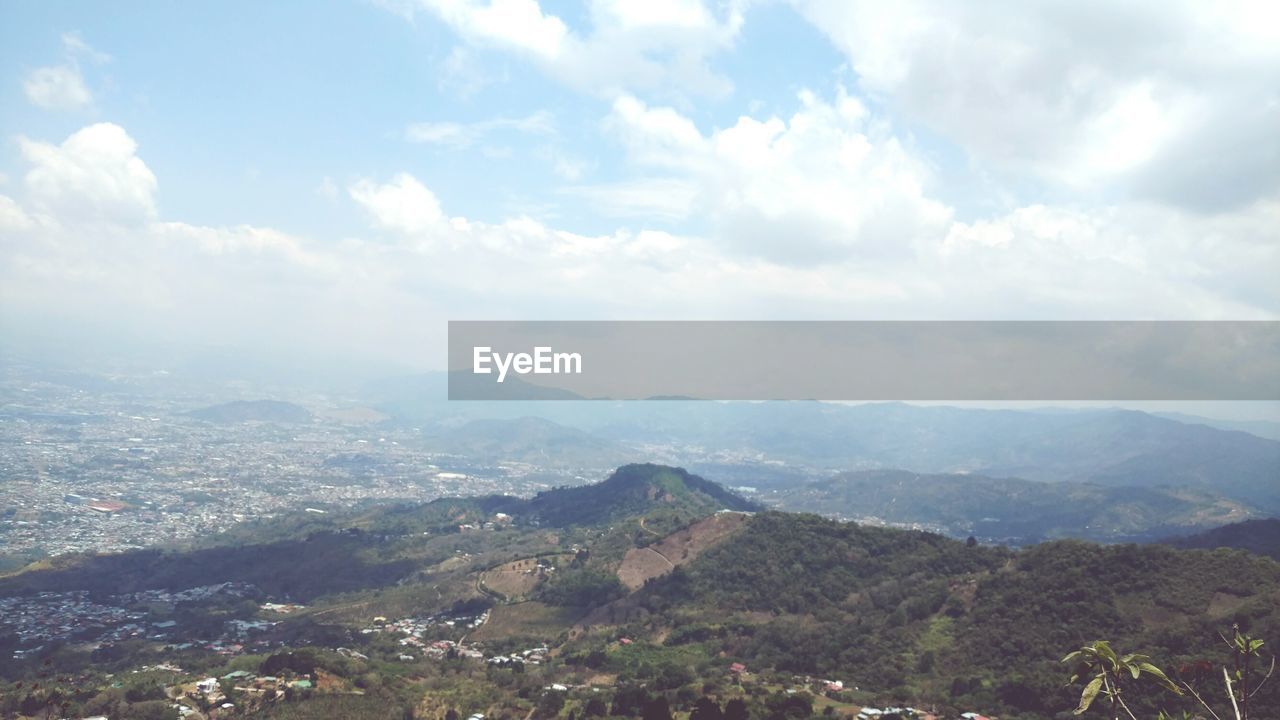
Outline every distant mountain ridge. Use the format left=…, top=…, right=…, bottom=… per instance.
left=766, top=469, right=1257, bottom=544
left=422, top=416, right=638, bottom=468
left=1163, top=517, right=1280, bottom=560
left=362, top=386, right=1280, bottom=512
left=187, top=399, right=312, bottom=424
left=1152, top=411, right=1280, bottom=441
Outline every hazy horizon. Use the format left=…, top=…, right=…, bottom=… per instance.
left=3, top=1, right=1279, bottom=372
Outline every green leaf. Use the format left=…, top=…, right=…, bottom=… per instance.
left=1062, top=650, right=1083, bottom=664
left=1138, top=662, right=1170, bottom=680
left=1095, top=641, right=1118, bottom=668
left=1075, top=676, right=1104, bottom=715
left=1138, top=663, right=1182, bottom=695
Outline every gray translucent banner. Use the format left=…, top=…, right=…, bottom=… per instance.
left=447, top=321, right=1280, bottom=401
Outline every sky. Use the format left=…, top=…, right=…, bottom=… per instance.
left=1, top=0, right=1278, bottom=376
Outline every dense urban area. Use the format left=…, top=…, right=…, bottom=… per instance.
left=0, top=366, right=592, bottom=560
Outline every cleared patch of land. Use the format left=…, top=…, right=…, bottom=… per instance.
left=480, top=555, right=571, bottom=601
left=469, top=601, right=585, bottom=642
left=616, top=512, right=749, bottom=590
left=1207, top=590, right=1250, bottom=618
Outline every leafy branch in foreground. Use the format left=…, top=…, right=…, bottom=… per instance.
left=1064, top=627, right=1274, bottom=720
left=1063, top=640, right=1180, bottom=719
left=1211, top=626, right=1273, bottom=720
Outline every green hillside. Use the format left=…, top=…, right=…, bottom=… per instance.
left=523, top=463, right=761, bottom=529
left=1, top=465, right=1276, bottom=720
left=1164, top=517, right=1280, bottom=560
left=600, top=512, right=1280, bottom=718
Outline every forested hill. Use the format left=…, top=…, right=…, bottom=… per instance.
left=523, top=463, right=761, bottom=527
left=358, top=463, right=761, bottom=536
left=612, top=512, right=1280, bottom=718
left=1163, top=517, right=1280, bottom=559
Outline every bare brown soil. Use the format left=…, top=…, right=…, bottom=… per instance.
left=614, top=512, right=749, bottom=590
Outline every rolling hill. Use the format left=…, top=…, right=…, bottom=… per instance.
left=186, top=399, right=313, bottom=424
left=612, top=511, right=1280, bottom=718
left=521, top=463, right=761, bottom=528
left=765, top=469, right=1257, bottom=543
left=362, top=384, right=1280, bottom=512
left=1163, top=517, right=1280, bottom=560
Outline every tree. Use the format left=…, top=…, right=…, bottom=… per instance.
left=690, top=697, right=724, bottom=720
left=585, top=698, right=608, bottom=717
left=724, top=698, right=749, bottom=720
left=765, top=692, right=811, bottom=720
left=537, top=692, right=566, bottom=719
left=612, top=686, right=650, bottom=716
left=641, top=696, right=673, bottom=720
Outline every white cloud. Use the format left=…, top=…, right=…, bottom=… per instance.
left=19, top=123, right=158, bottom=225
left=405, top=111, right=555, bottom=147
left=0, top=195, right=35, bottom=233
left=154, top=221, right=338, bottom=275
left=606, top=90, right=953, bottom=263
left=931, top=200, right=1280, bottom=317
left=559, top=178, right=699, bottom=220
left=349, top=173, right=447, bottom=238
left=417, top=0, right=569, bottom=58
left=60, top=31, right=112, bottom=64
left=3, top=104, right=1277, bottom=373
left=593, top=0, right=719, bottom=30
left=540, top=148, right=590, bottom=181
left=24, top=65, right=93, bottom=111
left=797, top=0, right=1280, bottom=210
left=1, top=125, right=354, bottom=360
left=22, top=32, right=110, bottom=112
left=401, top=0, right=745, bottom=99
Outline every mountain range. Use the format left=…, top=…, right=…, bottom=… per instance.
left=762, top=469, right=1256, bottom=543
left=363, top=378, right=1280, bottom=510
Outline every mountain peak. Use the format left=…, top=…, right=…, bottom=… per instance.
left=524, top=463, right=760, bottom=528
